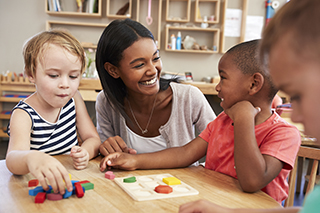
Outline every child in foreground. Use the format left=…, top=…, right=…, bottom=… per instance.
left=100, top=39, right=301, bottom=203
left=6, top=30, right=101, bottom=194
left=179, top=0, right=320, bottom=212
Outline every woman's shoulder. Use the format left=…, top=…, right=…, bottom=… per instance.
left=170, top=82, right=202, bottom=95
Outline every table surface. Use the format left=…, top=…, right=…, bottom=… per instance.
left=0, top=155, right=281, bottom=213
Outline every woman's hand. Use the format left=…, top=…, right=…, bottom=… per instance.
left=99, top=136, right=137, bottom=156
left=100, top=152, right=138, bottom=171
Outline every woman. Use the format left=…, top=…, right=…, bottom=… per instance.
left=95, top=19, right=215, bottom=164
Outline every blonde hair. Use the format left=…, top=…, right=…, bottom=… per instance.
left=260, top=0, right=320, bottom=67
left=23, top=29, right=86, bottom=77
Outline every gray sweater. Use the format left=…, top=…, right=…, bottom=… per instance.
left=96, top=82, right=216, bottom=149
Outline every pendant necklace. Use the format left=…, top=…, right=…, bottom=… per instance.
left=127, top=93, right=158, bottom=134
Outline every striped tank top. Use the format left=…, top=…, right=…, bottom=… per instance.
left=8, top=98, right=78, bottom=155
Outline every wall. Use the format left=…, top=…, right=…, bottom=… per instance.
left=0, top=0, right=287, bottom=81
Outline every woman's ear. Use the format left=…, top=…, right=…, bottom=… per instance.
left=104, top=62, right=120, bottom=79
left=249, top=72, right=264, bottom=95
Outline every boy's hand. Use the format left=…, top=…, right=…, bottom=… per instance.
left=70, top=146, right=89, bottom=170
left=179, top=199, right=233, bottom=213
left=100, top=152, right=138, bottom=171
left=27, top=152, right=72, bottom=194
left=224, top=101, right=261, bottom=122
left=99, top=136, right=137, bottom=156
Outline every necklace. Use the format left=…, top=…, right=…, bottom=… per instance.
left=127, top=94, right=158, bottom=134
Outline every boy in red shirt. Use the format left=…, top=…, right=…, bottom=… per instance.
left=100, top=39, right=301, bottom=203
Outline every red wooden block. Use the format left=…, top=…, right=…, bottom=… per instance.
left=47, top=193, right=63, bottom=201
left=28, top=179, right=39, bottom=187
left=75, top=184, right=84, bottom=198
left=35, top=192, right=46, bottom=203
left=74, top=180, right=90, bottom=187
left=154, top=185, right=173, bottom=194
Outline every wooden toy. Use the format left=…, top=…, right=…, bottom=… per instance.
left=105, top=171, right=115, bottom=179
left=162, top=177, right=181, bottom=185
left=28, top=179, right=39, bottom=187
left=47, top=193, right=63, bottom=201
left=114, top=173, right=199, bottom=201
left=35, top=192, right=46, bottom=203
left=154, top=185, right=173, bottom=194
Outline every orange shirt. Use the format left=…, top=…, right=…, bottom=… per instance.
left=200, top=111, right=301, bottom=203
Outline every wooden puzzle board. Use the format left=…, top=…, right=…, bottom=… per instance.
left=114, top=173, right=199, bottom=201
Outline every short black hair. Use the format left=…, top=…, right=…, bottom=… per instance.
left=227, top=39, right=278, bottom=101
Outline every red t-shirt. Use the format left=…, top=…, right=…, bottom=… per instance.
left=200, top=111, right=301, bottom=203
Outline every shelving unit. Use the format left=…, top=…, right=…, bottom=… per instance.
left=165, top=26, right=220, bottom=54
left=46, top=0, right=102, bottom=17
left=0, top=76, right=102, bottom=138
left=166, top=0, right=191, bottom=23
left=194, top=0, right=220, bottom=24
left=136, top=0, right=162, bottom=49
left=106, top=0, right=132, bottom=19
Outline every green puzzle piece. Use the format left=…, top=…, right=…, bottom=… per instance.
left=123, top=176, right=136, bottom=183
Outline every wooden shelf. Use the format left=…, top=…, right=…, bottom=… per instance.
left=165, top=26, right=220, bottom=53
left=106, top=0, right=132, bottom=19
left=46, top=0, right=102, bottom=17
left=194, top=0, right=220, bottom=24
left=166, top=0, right=191, bottom=23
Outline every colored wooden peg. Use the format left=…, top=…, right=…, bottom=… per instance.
left=35, top=192, right=46, bottom=203
left=105, top=171, right=115, bottom=180
left=123, top=176, right=136, bottom=183
left=75, top=184, right=84, bottom=198
left=28, top=179, right=39, bottom=187
left=47, top=193, right=63, bottom=201
left=154, top=185, right=173, bottom=194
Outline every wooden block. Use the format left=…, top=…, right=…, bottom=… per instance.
left=35, top=192, right=46, bottom=203
left=29, top=186, right=45, bottom=196
left=163, top=177, right=181, bottom=185
left=155, top=185, right=173, bottom=194
left=47, top=193, right=63, bottom=201
left=81, top=182, right=94, bottom=191
left=63, top=189, right=73, bottom=199
left=75, top=184, right=84, bottom=198
left=28, top=179, right=39, bottom=187
left=105, top=171, right=115, bottom=179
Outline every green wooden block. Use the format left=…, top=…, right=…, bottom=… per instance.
left=81, top=182, right=94, bottom=190
left=123, top=176, right=136, bottom=183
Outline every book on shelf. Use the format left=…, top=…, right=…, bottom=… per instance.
left=48, top=0, right=61, bottom=12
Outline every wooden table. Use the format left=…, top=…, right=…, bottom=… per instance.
left=0, top=155, right=281, bottom=212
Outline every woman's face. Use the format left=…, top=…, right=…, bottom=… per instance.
left=116, top=38, right=162, bottom=97
left=269, top=34, right=320, bottom=142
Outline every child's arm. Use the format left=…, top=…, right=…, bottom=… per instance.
left=179, top=199, right=300, bottom=213
left=6, top=109, right=72, bottom=194
left=225, top=101, right=283, bottom=192
left=100, top=136, right=208, bottom=171
left=71, top=91, right=100, bottom=169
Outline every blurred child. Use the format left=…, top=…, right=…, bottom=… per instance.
left=6, top=30, right=100, bottom=194
left=100, top=39, right=301, bottom=203
left=179, top=0, right=320, bottom=212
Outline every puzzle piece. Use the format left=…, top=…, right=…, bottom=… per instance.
left=123, top=176, right=136, bottom=183
left=63, top=189, right=73, bottom=199
left=29, top=186, right=45, bottom=196
left=105, top=171, right=115, bottom=179
left=80, top=182, right=94, bottom=191
left=28, top=179, right=39, bottom=187
left=35, top=192, right=46, bottom=203
left=155, top=185, right=173, bottom=194
left=75, top=184, right=85, bottom=198
left=47, top=193, right=63, bottom=201
left=162, top=177, right=181, bottom=185
left=114, top=173, right=198, bottom=201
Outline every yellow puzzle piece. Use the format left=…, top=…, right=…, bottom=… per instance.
left=162, top=177, right=181, bottom=185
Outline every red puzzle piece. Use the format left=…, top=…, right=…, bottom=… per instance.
left=28, top=179, right=39, bottom=187
left=35, top=192, right=46, bottom=203
left=154, top=185, right=173, bottom=194
left=75, top=184, right=84, bottom=198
